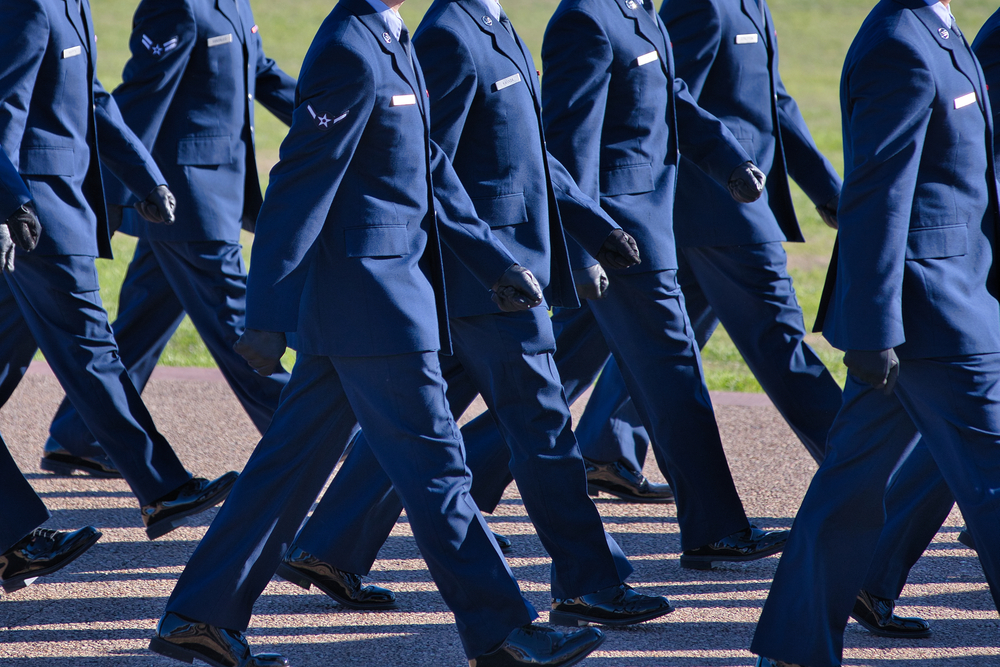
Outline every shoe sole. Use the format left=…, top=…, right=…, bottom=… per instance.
left=1, top=530, right=102, bottom=594
left=145, top=480, right=237, bottom=540
left=587, top=485, right=674, bottom=504
left=39, top=456, right=123, bottom=479
left=150, top=636, right=227, bottom=667
left=850, top=613, right=932, bottom=639
left=549, top=603, right=674, bottom=628
left=276, top=562, right=400, bottom=611
left=679, top=541, right=786, bottom=570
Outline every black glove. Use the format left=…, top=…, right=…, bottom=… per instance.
left=0, top=224, right=14, bottom=272
left=135, top=185, right=176, bottom=225
left=844, top=348, right=899, bottom=394
left=816, top=193, right=840, bottom=230
left=4, top=203, right=41, bottom=251
left=491, top=264, right=543, bottom=312
left=596, top=229, right=641, bottom=270
left=728, top=161, right=766, bottom=204
left=233, top=329, right=287, bottom=376
left=573, top=264, right=609, bottom=300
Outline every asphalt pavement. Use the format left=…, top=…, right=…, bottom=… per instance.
left=0, top=364, right=994, bottom=666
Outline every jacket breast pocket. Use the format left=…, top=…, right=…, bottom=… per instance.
left=905, top=223, right=968, bottom=260
left=177, top=135, right=234, bottom=166
left=471, top=193, right=528, bottom=228
left=600, top=163, right=654, bottom=196
left=344, top=225, right=411, bottom=258
left=19, top=135, right=75, bottom=177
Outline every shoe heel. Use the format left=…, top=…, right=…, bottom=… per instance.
left=149, top=637, right=195, bottom=664
left=39, top=458, right=73, bottom=476
left=549, top=611, right=590, bottom=627
left=587, top=485, right=600, bottom=498
left=1, top=577, right=34, bottom=594
left=275, top=563, right=312, bottom=591
left=146, top=518, right=184, bottom=541
left=679, top=557, right=714, bottom=571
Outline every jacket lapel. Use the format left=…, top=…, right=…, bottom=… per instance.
left=216, top=0, right=246, bottom=44
left=740, top=0, right=766, bottom=40
left=353, top=2, right=427, bottom=119
left=456, top=0, right=536, bottom=97
left=912, top=4, right=986, bottom=115
left=64, top=0, right=89, bottom=51
left=613, top=0, right=670, bottom=79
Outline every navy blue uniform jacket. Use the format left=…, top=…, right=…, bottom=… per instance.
left=660, top=0, right=842, bottom=247
left=541, top=0, right=750, bottom=273
left=109, top=0, right=297, bottom=242
left=414, top=0, right=620, bottom=317
left=819, top=0, right=1000, bottom=358
left=0, top=0, right=165, bottom=259
left=244, top=0, right=519, bottom=357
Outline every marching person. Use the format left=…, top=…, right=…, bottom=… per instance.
left=540, top=0, right=788, bottom=570
left=270, top=0, right=672, bottom=629
left=753, top=0, right=1000, bottom=664
left=0, top=148, right=102, bottom=595
left=150, top=1, right=606, bottom=665
left=40, top=0, right=298, bottom=477
left=0, top=0, right=237, bottom=540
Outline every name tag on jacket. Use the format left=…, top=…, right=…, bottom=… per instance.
left=207, top=34, right=233, bottom=47
left=636, top=51, right=658, bottom=67
left=493, top=73, right=522, bottom=92
left=735, top=34, right=759, bottom=45
left=391, top=94, right=417, bottom=107
left=954, top=92, right=977, bottom=109
left=62, top=45, right=82, bottom=58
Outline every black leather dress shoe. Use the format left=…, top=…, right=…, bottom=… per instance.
left=150, top=612, right=289, bottom=667
left=471, top=623, right=604, bottom=667
left=585, top=458, right=674, bottom=503
left=680, top=525, right=789, bottom=570
left=550, top=582, right=673, bottom=627
left=958, top=529, right=976, bottom=550
left=755, top=657, right=807, bottom=667
left=277, top=547, right=398, bottom=610
left=142, top=472, right=238, bottom=540
left=493, top=531, right=513, bottom=554
left=851, top=589, right=931, bottom=638
left=0, top=526, right=101, bottom=593
left=40, top=437, right=122, bottom=478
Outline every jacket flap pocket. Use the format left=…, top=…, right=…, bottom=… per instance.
left=344, top=225, right=411, bottom=258
left=906, top=224, right=967, bottom=260
left=177, top=135, right=234, bottom=166
left=600, top=163, right=654, bottom=196
left=19, top=134, right=75, bottom=176
left=471, top=192, right=528, bottom=228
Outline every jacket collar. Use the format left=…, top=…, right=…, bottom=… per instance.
left=64, top=0, right=91, bottom=53
left=740, top=0, right=766, bottom=40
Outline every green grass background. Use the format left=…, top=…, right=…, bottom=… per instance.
left=87, top=0, right=1000, bottom=389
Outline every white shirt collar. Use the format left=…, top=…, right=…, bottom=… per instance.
left=364, top=0, right=404, bottom=41
left=479, top=0, right=502, bottom=22
left=931, top=1, right=955, bottom=29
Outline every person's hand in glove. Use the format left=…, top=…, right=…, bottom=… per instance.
left=728, top=161, right=766, bottom=203
left=491, top=264, right=543, bottom=312
left=574, top=264, right=609, bottom=300
left=233, top=329, right=287, bottom=376
left=596, top=229, right=641, bottom=270
left=5, top=203, right=41, bottom=251
left=0, top=202, right=43, bottom=272
left=816, top=193, right=840, bottom=230
left=844, top=348, right=899, bottom=394
left=135, top=185, right=176, bottom=225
